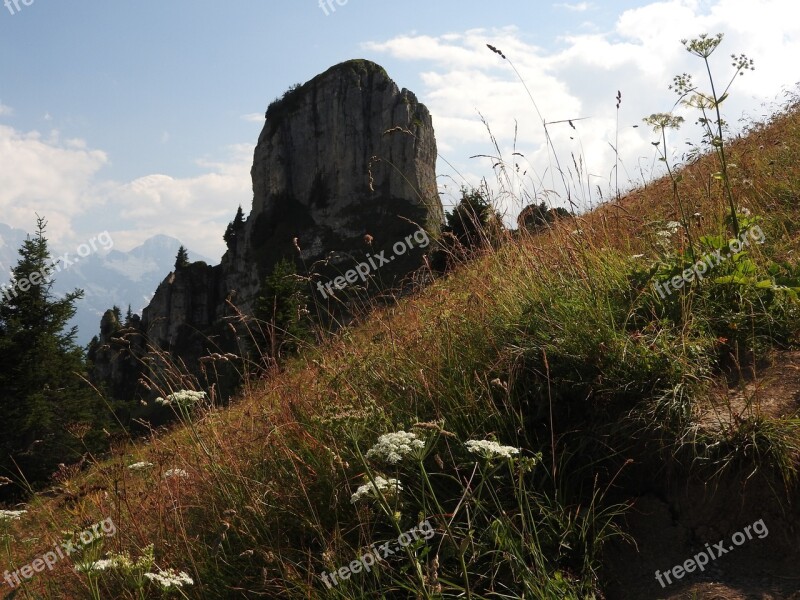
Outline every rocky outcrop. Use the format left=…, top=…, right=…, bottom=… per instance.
left=91, top=59, right=443, bottom=396
left=245, top=59, right=441, bottom=282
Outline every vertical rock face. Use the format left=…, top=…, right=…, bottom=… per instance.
left=243, top=58, right=442, bottom=285
left=141, top=262, right=219, bottom=349
left=92, top=59, right=442, bottom=393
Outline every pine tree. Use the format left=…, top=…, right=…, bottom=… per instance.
left=0, top=218, right=107, bottom=497
left=175, top=245, right=190, bottom=270
left=223, top=205, right=245, bottom=251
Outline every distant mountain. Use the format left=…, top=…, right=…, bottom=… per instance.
left=0, top=223, right=29, bottom=274
left=0, top=226, right=213, bottom=346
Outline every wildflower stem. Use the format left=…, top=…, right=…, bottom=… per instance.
left=659, top=126, right=695, bottom=263
left=703, top=55, right=740, bottom=237
left=419, top=461, right=473, bottom=599
left=353, top=444, right=432, bottom=599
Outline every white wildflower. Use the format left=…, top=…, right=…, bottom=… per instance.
left=144, top=568, right=194, bottom=588
left=366, top=430, right=425, bottom=464
left=163, top=469, right=189, bottom=479
left=656, top=221, right=681, bottom=238
left=0, top=510, right=26, bottom=521
left=465, top=439, right=520, bottom=460
left=128, top=461, right=154, bottom=471
left=350, top=476, right=403, bottom=504
left=135, top=544, right=155, bottom=568
left=738, top=206, right=751, bottom=215
left=155, top=390, right=206, bottom=408
left=75, top=554, right=132, bottom=573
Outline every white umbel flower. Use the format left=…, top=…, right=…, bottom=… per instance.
left=163, top=469, right=189, bottom=479
left=128, top=461, right=154, bottom=471
left=0, top=509, right=26, bottom=521
left=155, top=390, right=206, bottom=408
left=366, top=431, right=425, bottom=464
left=75, top=554, right=133, bottom=573
left=465, top=440, right=520, bottom=460
left=144, top=568, right=194, bottom=588
left=350, top=476, right=403, bottom=504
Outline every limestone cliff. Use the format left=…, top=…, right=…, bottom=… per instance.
left=245, top=59, right=441, bottom=282
left=91, top=59, right=443, bottom=396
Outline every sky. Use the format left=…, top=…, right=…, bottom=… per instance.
left=1, top=0, right=799, bottom=262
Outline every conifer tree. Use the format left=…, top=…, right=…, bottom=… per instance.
left=175, top=245, right=190, bottom=270
left=0, top=218, right=107, bottom=497
left=223, top=205, right=245, bottom=251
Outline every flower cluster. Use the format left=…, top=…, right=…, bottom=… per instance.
left=144, top=568, right=194, bottom=589
left=163, top=468, right=189, bottom=479
left=75, top=546, right=155, bottom=576
left=365, top=430, right=425, bottom=464
left=75, top=555, right=133, bottom=573
left=656, top=221, right=681, bottom=238
left=0, top=509, right=27, bottom=521
left=643, top=112, right=685, bottom=133
left=155, top=390, right=206, bottom=408
left=350, top=476, right=403, bottom=504
left=0, top=510, right=28, bottom=521
left=465, top=439, right=520, bottom=460
left=128, top=461, right=154, bottom=471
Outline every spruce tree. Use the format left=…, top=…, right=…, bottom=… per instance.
left=0, top=218, right=106, bottom=497
left=223, top=205, right=246, bottom=251
left=175, top=245, right=190, bottom=270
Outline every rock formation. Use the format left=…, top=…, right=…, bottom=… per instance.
left=90, top=59, right=443, bottom=398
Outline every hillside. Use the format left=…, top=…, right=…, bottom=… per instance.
left=3, top=90, right=800, bottom=600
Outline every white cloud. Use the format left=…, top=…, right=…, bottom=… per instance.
left=241, top=112, right=265, bottom=123
left=0, top=102, right=13, bottom=117
left=0, top=124, right=251, bottom=260
left=0, top=125, right=108, bottom=244
left=554, top=2, right=594, bottom=11
left=364, top=0, right=800, bottom=217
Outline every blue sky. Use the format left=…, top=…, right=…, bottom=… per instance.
left=1, top=0, right=799, bottom=260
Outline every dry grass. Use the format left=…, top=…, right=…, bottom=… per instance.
left=3, top=93, right=800, bottom=600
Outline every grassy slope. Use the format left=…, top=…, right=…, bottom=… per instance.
left=3, top=99, right=800, bottom=599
